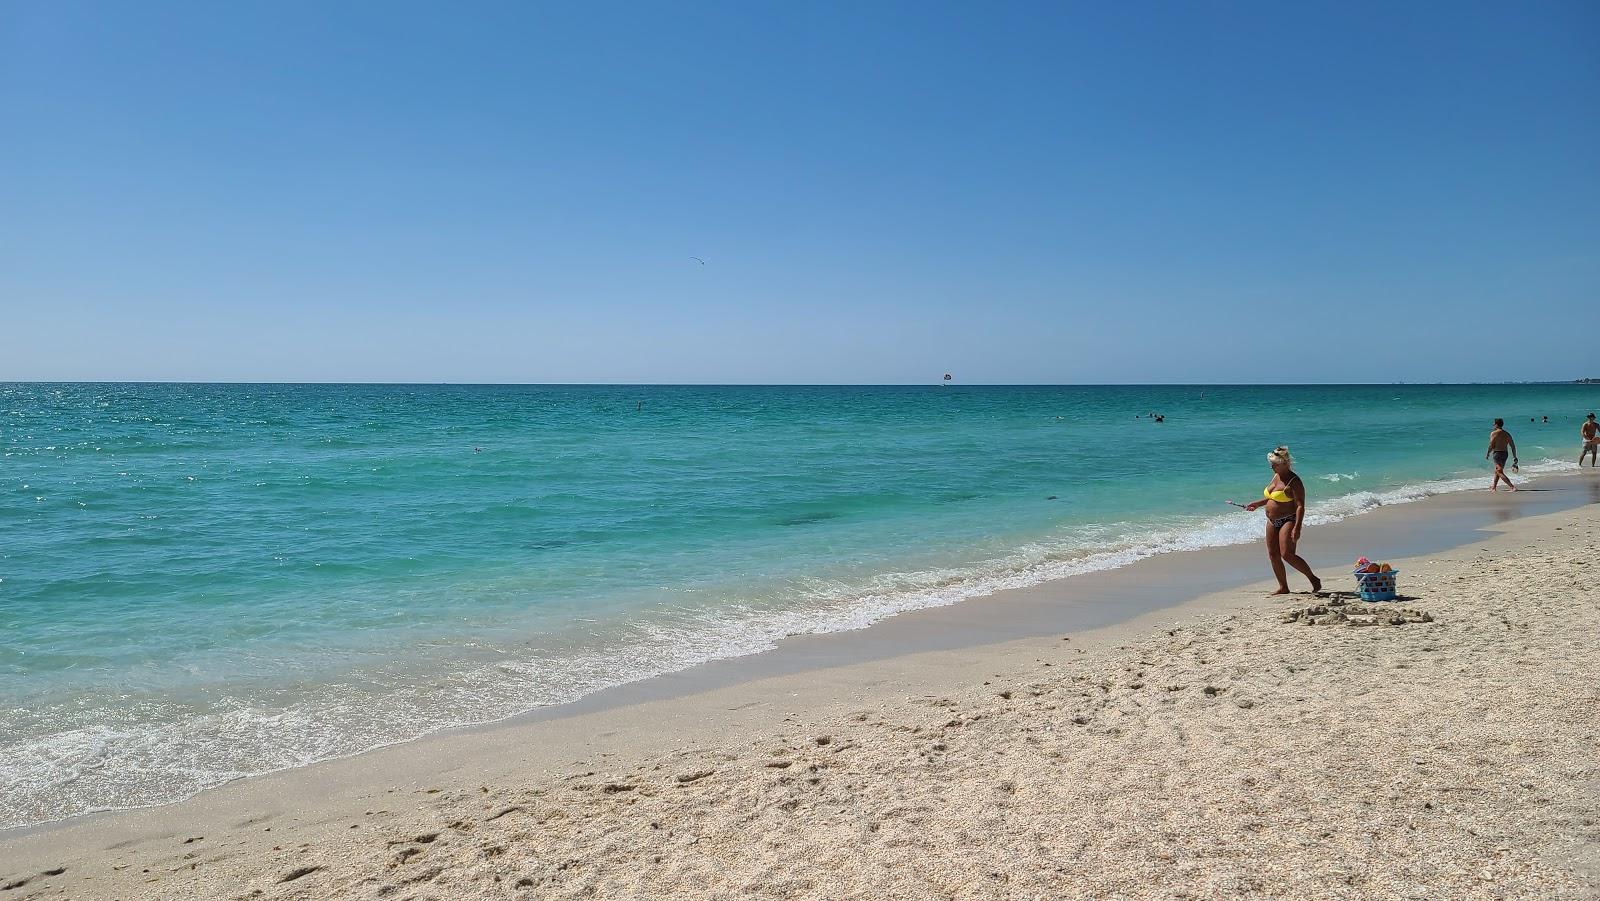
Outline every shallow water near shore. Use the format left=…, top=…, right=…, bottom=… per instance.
left=3, top=382, right=1596, bottom=827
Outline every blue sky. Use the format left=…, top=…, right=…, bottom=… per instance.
left=2, top=1, right=1596, bottom=383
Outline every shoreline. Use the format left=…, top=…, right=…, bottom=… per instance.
left=7, top=469, right=1598, bottom=834
left=2, top=470, right=1597, bottom=897
left=511, top=465, right=1596, bottom=720
left=4, top=467, right=1591, bottom=838
left=5, top=463, right=1593, bottom=836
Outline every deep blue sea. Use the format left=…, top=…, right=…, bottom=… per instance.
left=2, top=383, right=1594, bottom=827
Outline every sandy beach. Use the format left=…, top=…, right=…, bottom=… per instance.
left=3, top=483, right=1598, bottom=899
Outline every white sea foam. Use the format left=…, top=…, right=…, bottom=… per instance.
left=0, top=460, right=1583, bottom=830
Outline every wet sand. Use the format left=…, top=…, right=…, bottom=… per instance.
left=3, top=471, right=1598, bottom=898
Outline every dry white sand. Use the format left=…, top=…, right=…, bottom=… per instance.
left=3, top=506, right=1597, bottom=900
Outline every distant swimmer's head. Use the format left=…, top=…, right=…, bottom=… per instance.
left=1267, top=446, right=1292, bottom=469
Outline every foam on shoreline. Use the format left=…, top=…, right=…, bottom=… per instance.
left=1, top=459, right=1582, bottom=831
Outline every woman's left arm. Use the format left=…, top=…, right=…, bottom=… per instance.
left=1291, top=477, right=1307, bottom=540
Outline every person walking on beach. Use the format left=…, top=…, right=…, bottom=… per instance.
left=1487, top=419, right=1518, bottom=491
left=1581, top=413, right=1599, bottom=467
left=1243, top=446, right=1321, bottom=595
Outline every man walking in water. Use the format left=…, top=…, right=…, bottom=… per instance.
left=1581, top=413, right=1599, bottom=467
left=1487, top=418, right=1518, bottom=491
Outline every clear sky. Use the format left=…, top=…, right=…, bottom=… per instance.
left=2, top=1, right=1596, bottom=384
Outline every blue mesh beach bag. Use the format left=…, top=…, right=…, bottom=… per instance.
left=1354, top=568, right=1399, bottom=602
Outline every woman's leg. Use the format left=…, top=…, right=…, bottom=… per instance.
left=1278, top=526, right=1320, bottom=591
left=1265, top=521, right=1290, bottom=594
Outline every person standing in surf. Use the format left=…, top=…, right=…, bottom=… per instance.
left=1486, top=418, right=1518, bottom=490
left=1580, top=413, right=1598, bottom=467
left=1243, top=446, right=1321, bottom=595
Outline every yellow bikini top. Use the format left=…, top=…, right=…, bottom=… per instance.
left=1263, top=475, right=1298, bottom=504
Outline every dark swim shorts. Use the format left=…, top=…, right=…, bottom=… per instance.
left=1492, top=450, right=1509, bottom=467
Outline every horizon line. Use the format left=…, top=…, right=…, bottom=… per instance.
left=1, top=380, right=1592, bottom=388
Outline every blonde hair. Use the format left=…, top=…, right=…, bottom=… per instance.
left=1267, top=445, right=1292, bottom=466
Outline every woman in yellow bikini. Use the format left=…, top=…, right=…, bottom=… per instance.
left=1243, top=446, right=1322, bottom=595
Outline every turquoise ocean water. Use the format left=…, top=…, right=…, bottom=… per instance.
left=2, top=383, right=1595, bottom=828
